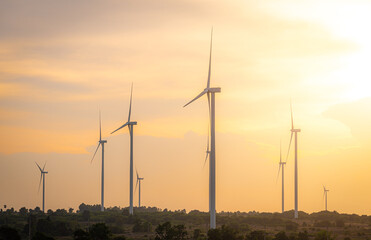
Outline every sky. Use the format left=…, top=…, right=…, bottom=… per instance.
left=0, top=0, right=370, bottom=215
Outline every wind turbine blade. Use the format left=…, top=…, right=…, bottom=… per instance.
left=285, top=132, right=293, bottom=162
left=99, top=110, right=102, bottom=141
left=136, top=168, right=139, bottom=180
left=183, top=90, right=207, bottom=108
left=279, top=140, right=282, bottom=163
left=290, top=100, right=294, bottom=130
left=42, top=162, right=46, bottom=171
left=128, top=83, right=133, bottom=122
left=203, top=92, right=211, bottom=169
left=203, top=150, right=209, bottom=169
left=207, top=27, right=213, bottom=89
left=38, top=173, right=43, bottom=192
left=111, top=122, right=129, bottom=134
left=91, top=143, right=101, bottom=163
left=135, top=179, right=139, bottom=193
left=276, top=163, right=282, bottom=183
left=323, top=189, right=325, bottom=200
left=35, top=162, right=42, bottom=172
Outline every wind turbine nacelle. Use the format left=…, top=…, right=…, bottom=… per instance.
left=207, top=87, right=221, bottom=93
left=100, top=140, right=107, bottom=143
left=291, top=129, right=301, bottom=133
left=128, top=121, right=137, bottom=125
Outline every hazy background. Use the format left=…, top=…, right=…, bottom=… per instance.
left=0, top=0, right=370, bottom=214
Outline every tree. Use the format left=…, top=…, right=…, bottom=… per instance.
left=0, top=226, right=21, bottom=240
left=273, top=231, right=289, bottom=240
left=297, top=231, right=309, bottom=240
left=69, top=208, right=74, bottom=214
left=74, top=229, right=90, bottom=240
left=31, top=232, right=54, bottom=240
left=245, top=231, right=266, bottom=240
left=315, top=231, right=333, bottom=240
left=155, top=222, right=188, bottom=240
left=112, top=237, right=126, bottom=240
left=132, top=219, right=152, bottom=232
left=82, top=210, right=90, bottom=221
left=19, top=207, right=28, bottom=216
left=193, top=229, right=203, bottom=240
left=207, top=225, right=243, bottom=240
left=89, top=223, right=110, bottom=240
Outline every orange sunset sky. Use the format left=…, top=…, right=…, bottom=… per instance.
left=0, top=0, right=370, bottom=215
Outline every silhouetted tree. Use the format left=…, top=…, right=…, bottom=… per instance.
left=82, top=210, right=90, bottom=221
left=193, top=228, right=204, bottom=240
left=207, top=225, right=243, bottom=240
left=0, top=226, right=21, bottom=240
left=245, top=230, right=266, bottom=240
left=112, top=237, right=126, bottom=240
left=315, top=231, right=333, bottom=240
left=69, top=208, right=74, bottom=214
left=297, top=231, right=309, bottom=240
left=19, top=207, right=28, bottom=216
left=273, top=231, right=289, bottom=240
left=31, top=232, right=54, bottom=240
left=89, top=223, right=110, bottom=240
left=132, top=219, right=152, bottom=232
left=155, top=222, right=188, bottom=240
left=74, top=229, right=90, bottom=240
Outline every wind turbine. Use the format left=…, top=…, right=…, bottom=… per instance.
left=286, top=102, right=301, bottom=219
left=183, top=28, right=221, bottom=229
left=323, top=186, right=329, bottom=211
left=277, top=142, right=286, bottom=213
left=35, top=162, right=48, bottom=213
left=135, top=169, right=144, bottom=208
left=91, top=111, right=107, bottom=212
left=111, top=83, right=137, bottom=215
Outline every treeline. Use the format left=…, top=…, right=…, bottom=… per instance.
left=0, top=204, right=370, bottom=239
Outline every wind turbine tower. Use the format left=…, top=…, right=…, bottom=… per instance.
left=111, top=83, right=137, bottom=215
left=286, top=102, right=301, bottom=219
left=35, top=162, right=48, bottom=213
left=91, top=111, right=107, bottom=212
left=184, top=28, right=220, bottom=229
left=323, top=186, right=330, bottom=211
left=277, top=142, right=286, bottom=213
left=136, top=170, right=144, bottom=207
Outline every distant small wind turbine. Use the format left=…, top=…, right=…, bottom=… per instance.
left=111, top=83, right=137, bottom=215
left=135, top=169, right=144, bottom=208
left=183, top=28, right=221, bottom=229
left=35, top=162, right=48, bottom=213
left=323, top=186, right=330, bottom=211
left=276, top=141, right=286, bottom=213
left=91, top=110, right=107, bottom=212
left=286, top=101, right=301, bottom=219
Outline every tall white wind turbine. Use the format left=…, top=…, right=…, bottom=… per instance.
left=135, top=169, right=144, bottom=208
left=277, top=142, right=286, bottom=213
left=286, top=102, right=301, bottom=219
left=91, top=111, right=107, bottom=212
left=323, top=186, right=330, bottom=211
left=35, top=162, right=48, bottom=213
left=183, top=28, right=221, bottom=229
left=111, top=83, right=137, bottom=215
